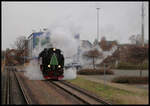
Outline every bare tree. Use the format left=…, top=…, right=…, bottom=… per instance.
left=1, top=50, right=5, bottom=60
left=129, top=35, right=136, bottom=44
left=129, top=34, right=142, bottom=45
left=10, top=36, right=28, bottom=64
left=83, top=49, right=102, bottom=69
left=99, top=36, right=107, bottom=50
left=128, top=45, right=148, bottom=77
left=93, top=38, right=98, bottom=46
left=101, top=36, right=106, bottom=41
left=11, top=36, right=26, bottom=50
left=135, top=34, right=142, bottom=45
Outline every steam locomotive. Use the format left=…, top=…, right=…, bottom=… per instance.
left=38, top=48, right=64, bottom=80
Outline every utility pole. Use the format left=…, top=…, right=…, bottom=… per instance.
left=4, top=51, right=6, bottom=69
left=24, top=39, right=27, bottom=67
left=104, top=63, right=106, bottom=88
left=141, top=2, right=145, bottom=47
left=24, top=46, right=25, bottom=67
left=96, top=8, right=100, bottom=45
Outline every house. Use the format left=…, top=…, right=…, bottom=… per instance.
left=99, top=40, right=118, bottom=51
left=80, top=40, right=93, bottom=49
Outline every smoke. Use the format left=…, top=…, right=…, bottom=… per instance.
left=24, top=60, right=44, bottom=80
left=80, top=44, right=118, bottom=69
left=49, top=24, right=79, bottom=80
left=24, top=19, right=118, bottom=80
left=50, top=26, right=79, bottom=57
left=62, top=68, right=77, bottom=80
left=96, top=45, right=118, bottom=64
left=24, top=21, right=80, bottom=80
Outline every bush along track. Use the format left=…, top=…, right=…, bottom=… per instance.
left=116, top=61, right=148, bottom=70
left=111, top=76, right=148, bottom=84
left=77, top=68, right=114, bottom=75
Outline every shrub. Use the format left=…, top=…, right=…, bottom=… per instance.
left=111, top=76, right=148, bottom=84
left=77, top=68, right=114, bottom=75
left=142, top=60, right=149, bottom=69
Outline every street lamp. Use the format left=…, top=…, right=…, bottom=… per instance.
left=141, top=2, right=145, bottom=47
left=96, top=8, right=100, bottom=44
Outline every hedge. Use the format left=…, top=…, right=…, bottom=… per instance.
left=117, top=61, right=148, bottom=70
left=77, top=68, right=114, bottom=75
left=111, top=76, right=148, bottom=84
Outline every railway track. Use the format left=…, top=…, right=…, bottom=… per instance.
left=48, top=80, right=111, bottom=105
left=3, top=66, right=111, bottom=104
left=6, top=67, right=10, bottom=104
left=4, top=67, right=32, bottom=104
left=13, top=70, right=32, bottom=104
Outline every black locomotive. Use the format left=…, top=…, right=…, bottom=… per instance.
left=38, top=48, right=64, bottom=80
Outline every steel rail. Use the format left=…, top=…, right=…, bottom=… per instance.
left=14, top=70, right=31, bottom=104
left=49, top=81, right=90, bottom=104
left=61, top=81, right=111, bottom=105
left=49, top=81, right=111, bottom=105
left=6, top=69, right=10, bottom=104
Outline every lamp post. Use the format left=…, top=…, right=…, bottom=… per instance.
left=96, top=8, right=100, bottom=44
left=104, top=63, right=106, bottom=88
left=141, top=2, right=145, bottom=47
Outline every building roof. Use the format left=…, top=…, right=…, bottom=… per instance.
left=28, top=31, right=44, bottom=39
left=81, top=40, right=93, bottom=48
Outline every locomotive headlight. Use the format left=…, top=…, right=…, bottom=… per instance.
left=48, top=65, right=51, bottom=68
left=58, top=65, right=61, bottom=68
left=53, top=48, right=56, bottom=51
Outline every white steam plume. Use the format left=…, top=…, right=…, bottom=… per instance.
left=24, top=60, right=44, bottom=80
left=49, top=25, right=79, bottom=80
left=79, top=44, right=118, bottom=69
left=24, top=22, right=80, bottom=80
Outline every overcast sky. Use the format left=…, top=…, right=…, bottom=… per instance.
left=2, top=2, right=149, bottom=50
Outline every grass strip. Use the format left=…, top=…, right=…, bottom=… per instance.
left=67, top=77, right=148, bottom=104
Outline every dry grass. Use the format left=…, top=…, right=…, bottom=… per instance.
left=113, top=94, right=148, bottom=104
